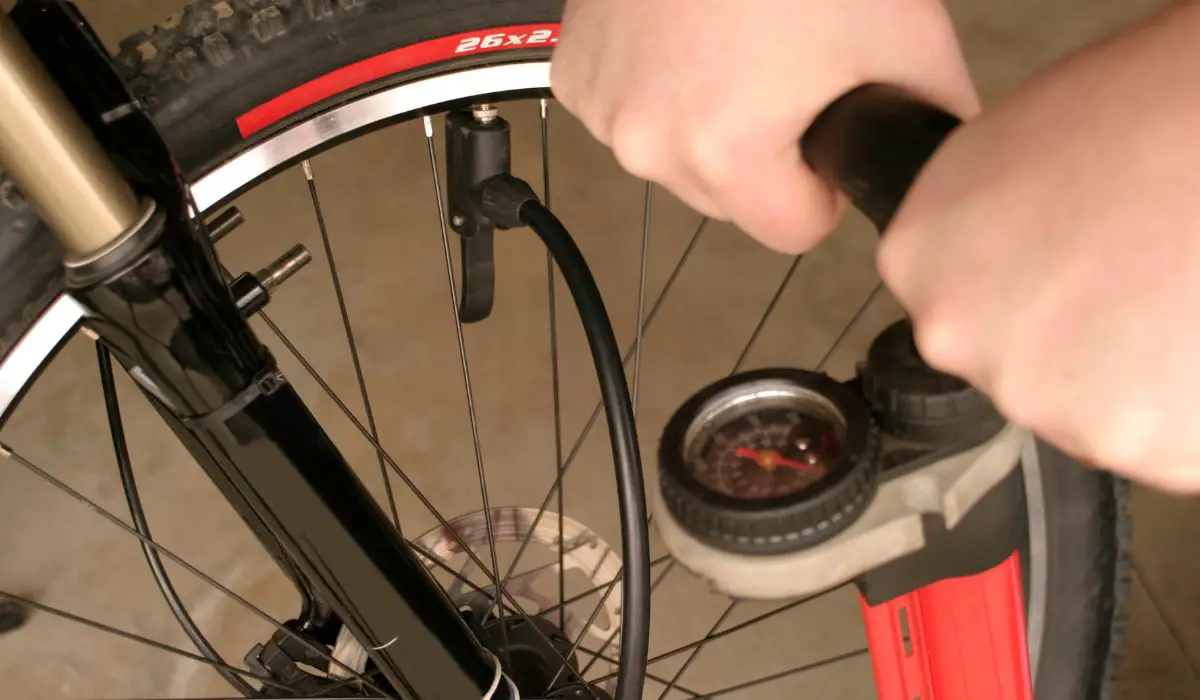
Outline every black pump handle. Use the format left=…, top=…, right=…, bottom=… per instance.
left=801, top=84, right=963, bottom=231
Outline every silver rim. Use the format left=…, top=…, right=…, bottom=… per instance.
left=0, top=55, right=1049, bottom=695
left=191, top=62, right=551, bottom=212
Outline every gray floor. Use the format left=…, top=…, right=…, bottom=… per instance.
left=1, top=0, right=1198, bottom=697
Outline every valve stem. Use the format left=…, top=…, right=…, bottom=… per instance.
left=258, top=244, right=312, bottom=293
left=232, top=244, right=312, bottom=316
left=471, top=103, right=498, bottom=124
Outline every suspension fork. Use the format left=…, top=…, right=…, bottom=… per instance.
left=0, top=8, right=496, bottom=698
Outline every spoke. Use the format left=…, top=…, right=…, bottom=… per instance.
left=409, top=542, right=521, bottom=617
left=302, top=159, right=401, bottom=532
left=418, top=549, right=672, bottom=643
left=655, top=601, right=737, bottom=700
left=700, top=647, right=870, bottom=698
left=541, top=98, right=568, bottom=632
left=425, top=114, right=509, bottom=659
left=545, top=572, right=621, bottom=692
left=814, top=281, right=886, bottom=374
left=591, top=593, right=821, bottom=685
left=540, top=99, right=553, bottom=211
left=97, top=344, right=256, bottom=697
left=633, top=181, right=653, bottom=409
left=208, top=194, right=562, bottom=658
left=0, top=590, right=291, bottom=692
left=0, top=442, right=390, bottom=696
left=538, top=553, right=674, bottom=620
left=184, top=157, right=576, bottom=700
left=254, top=312, right=583, bottom=677
left=259, top=313, right=462, bottom=533
left=731, top=255, right=805, bottom=374
left=574, top=645, right=702, bottom=698
left=501, top=217, right=709, bottom=586
left=578, top=559, right=677, bottom=677
left=228, top=259, right=467, bottom=558
left=262, top=307, right=509, bottom=604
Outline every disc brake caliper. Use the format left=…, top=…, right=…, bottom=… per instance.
left=245, top=623, right=343, bottom=697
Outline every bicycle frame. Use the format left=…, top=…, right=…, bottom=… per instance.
left=0, top=3, right=497, bottom=698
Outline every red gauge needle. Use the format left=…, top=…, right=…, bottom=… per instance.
left=734, top=447, right=825, bottom=475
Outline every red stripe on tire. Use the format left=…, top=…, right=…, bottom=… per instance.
left=236, top=23, right=560, bottom=137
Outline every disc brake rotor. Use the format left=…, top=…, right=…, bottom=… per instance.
left=330, top=508, right=623, bottom=692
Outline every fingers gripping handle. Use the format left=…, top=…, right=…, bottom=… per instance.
left=801, top=84, right=962, bottom=231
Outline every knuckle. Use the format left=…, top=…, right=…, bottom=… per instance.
left=732, top=208, right=812, bottom=255
left=1082, top=402, right=1159, bottom=471
left=909, top=309, right=969, bottom=375
left=985, top=368, right=1039, bottom=430
left=683, top=191, right=727, bottom=221
left=609, top=115, right=665, bottom=180
left=688, top=123, right=742, bottom=188
left=760, top=183, right=839, bottom=252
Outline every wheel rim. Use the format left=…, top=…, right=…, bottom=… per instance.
left=0, top=55, right=1048, bottom=698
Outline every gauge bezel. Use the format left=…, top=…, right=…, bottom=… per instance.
left=660, top=368, right=873, bottom=517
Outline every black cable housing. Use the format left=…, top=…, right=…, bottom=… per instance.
left=96, top=343, right=259, bottom=697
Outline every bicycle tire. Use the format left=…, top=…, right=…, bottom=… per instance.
left=0, top=1, right=1130, bottom=698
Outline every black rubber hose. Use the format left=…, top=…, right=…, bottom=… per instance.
left=96, top=343, right=259, bottom=697
left=518, top=201, right=651, bottom=700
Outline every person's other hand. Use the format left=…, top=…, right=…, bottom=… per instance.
left=552, top=0, right=978, bottom=253
left=880, top=3, right=1200, bottom=492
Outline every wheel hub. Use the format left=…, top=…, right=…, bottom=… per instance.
left=472, top=613, right=579, bottom=696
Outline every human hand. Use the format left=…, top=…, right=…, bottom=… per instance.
left=551, top=0, right=978, bottom=253
left=879, top=3, right=1200, bottom=492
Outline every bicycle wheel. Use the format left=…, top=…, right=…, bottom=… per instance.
left=0, top=1, right=1128, bottom=698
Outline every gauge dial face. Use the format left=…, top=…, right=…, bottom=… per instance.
left=685, top=405, right=844, bottom=500
left=661, top=372, right=875, bottom=555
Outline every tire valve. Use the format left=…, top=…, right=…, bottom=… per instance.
left=231, top=244, right=312, bottom=316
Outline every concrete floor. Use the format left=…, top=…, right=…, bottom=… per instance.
left=1, top=0, right=1198, bottom=697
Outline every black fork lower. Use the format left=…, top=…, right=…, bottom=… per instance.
left=68, top=202, right=497, bottom=700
